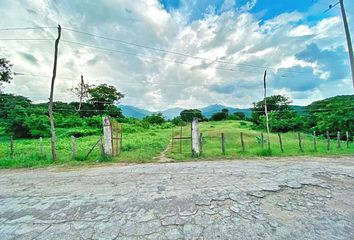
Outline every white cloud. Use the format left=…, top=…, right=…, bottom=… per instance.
left=0, top=0, right=351, bottom=110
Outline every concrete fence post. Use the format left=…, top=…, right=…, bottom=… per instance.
left=103, top=116, right=113, bottom=156
left=191, top=118, right=200, bottom=157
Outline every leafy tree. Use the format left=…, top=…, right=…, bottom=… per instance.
left=143, top=113, right=165, bottom=125
left=252, top=95, right=292, bottom=125
left=171, top=116, right=186, bottom=126
left=180, top=109, right=204, bottom=122
left=211, top=111, right=228, bottom=121
left=306, top=95, right=354, bottom=136
left=88, top=84, right=124, bottom=110
left=0, top=58, right=13, bottom=91
left=0, top=94, right=31, bottom=119
left=233, top=112, right=245, bottom=120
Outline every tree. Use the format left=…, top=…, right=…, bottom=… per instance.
left=306, top=95, right=354, bottom=135
left=211, top=111, right=228, bottom=121
left=171, top=116, right=186, bottom=126
left=233, top=112, right=245, bottom=120
left=252, top=95, right=292, bottom=124
left=88, top=84, right=124, bottom=111
left=180, top=109, right=204, bottom=122
left=143, top=113, right=165, bottom=125
left=0, top=58, right=13, bottom=91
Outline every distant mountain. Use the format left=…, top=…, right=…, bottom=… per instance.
left=119, top=104, right=252, bottom=119
left=161, top=107, right=184, bottom=120
left=290, top=105, right=307, bottom=115
left=120, top=105, right=151, bottom=119
left=200, top=104, right=252, bottom=118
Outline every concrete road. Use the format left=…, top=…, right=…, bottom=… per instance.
left=0, top=157, right=354, bottom=239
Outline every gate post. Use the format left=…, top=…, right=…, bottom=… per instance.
left=191, top=118, right=201, bottom=157
left=102, top=116, right=113, bottom=156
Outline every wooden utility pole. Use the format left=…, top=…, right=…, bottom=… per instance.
left=339, top=0, right=354, bottom=90
left=48, top=24, right=61, bottom=161
left=78, top=75, right=84, bottom=111
left=263, top=70, right=271, bottom=150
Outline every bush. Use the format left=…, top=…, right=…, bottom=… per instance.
left=24, top=114, right=50, bottom=137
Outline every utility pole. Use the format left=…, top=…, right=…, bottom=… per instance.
left=48, top=24, right=61, bottom=161
left=339, top=0, right=354, bottom=90
left=78, top=75, right=84, bottom=111
left=263, top=70, right=271, bottom=150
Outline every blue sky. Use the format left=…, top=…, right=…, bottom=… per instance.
left=0, top=0, right=353, bottom=110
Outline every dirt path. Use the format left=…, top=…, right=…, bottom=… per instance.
left=1, top=156, right=354, bottom=239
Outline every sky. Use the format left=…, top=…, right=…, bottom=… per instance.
left=0, top=0, right=353, bottom=110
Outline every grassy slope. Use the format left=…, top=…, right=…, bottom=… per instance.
left=0, top=127, right=172, bottom=168
left=0, top=121, right=353, bottom=169
left=167, top=121, right=354, bottom=160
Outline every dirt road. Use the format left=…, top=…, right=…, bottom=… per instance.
left=1, top=157, right=354, bottom=239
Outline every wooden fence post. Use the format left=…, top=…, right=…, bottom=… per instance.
left=313, top=131, right=317, bottom=152
left=180, top=125, right=182, bottom=153
left=346, top=131, right=349, bottom=149
left=337, top=131, right=341, bottom=149
left=39, top=137, right=44, bottom=157
left=240, top=132, right=245, bottom=152
left=71, top=136, right=76, bottom=160
left=191, top=118, right=201, bottom=157
left=326, top=131, right=330, bottom=151
left=298, top=132, right=303, bottom=152
left=99, top=136, right=105, bottom=158
left=261, top=131, right=264, bottom=148
left=10, top=136, right=14, bottom=160
left=199, top=133, right=203, bottom=155
left=221, top=133, right=225, bottom=154
left=278, top=133, right=284, bottom=153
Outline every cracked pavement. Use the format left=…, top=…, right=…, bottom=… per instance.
left=1, top=156, right=354, bottom=239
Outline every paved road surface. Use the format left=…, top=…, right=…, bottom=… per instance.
left=1, top=157, right=354, bottom=239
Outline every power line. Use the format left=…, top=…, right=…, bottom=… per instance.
left=0, top=38, right=54, bottom=41
left=61, top=27, right=317, bottom=76
left=0, top=26, right=56, bottom=31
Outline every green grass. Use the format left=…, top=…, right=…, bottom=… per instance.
left=0, top=120, right=353, bottom=169
left=167, top=121, right=354, bottom=160
left=0, top=126, right=172, bottom=169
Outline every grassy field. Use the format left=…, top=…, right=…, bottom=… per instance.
left=167, top=121, right=354, bottom=160
left=0, top=125, right=172, bottom=168
left=0, top=120, right=353, bottom=169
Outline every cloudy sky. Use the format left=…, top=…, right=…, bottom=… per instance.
left=0, top=0, right=353, bottom=110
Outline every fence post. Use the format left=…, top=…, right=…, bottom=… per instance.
left=10, top=136, right=14, bottom=159
left=180, top=125, right=182, bottom=153
left=99, top=136, right=105, bottom=158
left=71, top=136, right=76, bottom=160
left=298, top=132, right=303, bottom=152
left=346, top=131, right=349, bottom=149
left=313, top=131, right=317, bottom=152
left=278, top=133, right=284, bottom=153
left=337, top=131, right=341, bottom=149
left=102, top=116, right=113, bottom=156
left=39, top=137, right=44, bottom=157
left=221, top=133, right=225, bottom=154
left=326, top=131, right=330, bottom=151
left=240, top=132, right=245, bottom=152
left=199, top=133, right=203, bottom=155
left=191, top=118, right=201, bottom=157
left=261, top=131, right=264, bottom=148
